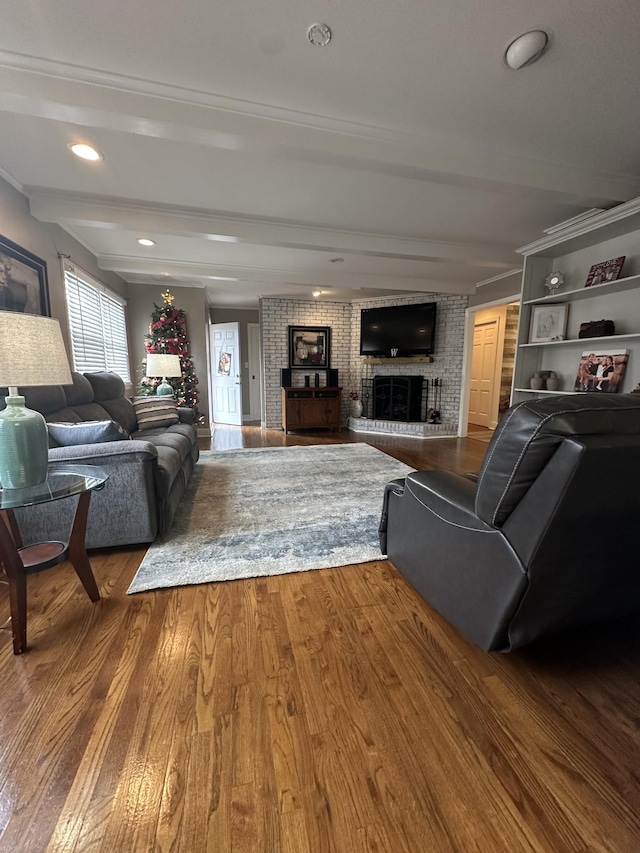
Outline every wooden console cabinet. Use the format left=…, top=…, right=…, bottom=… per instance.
left=281, top=387, right=342, bottom=433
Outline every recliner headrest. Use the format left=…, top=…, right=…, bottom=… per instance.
left=475, top=394, right=640, bottom=527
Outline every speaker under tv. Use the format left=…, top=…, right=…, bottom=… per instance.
left=327, top=368, right=339, bottom=387
left=280, top=368, right=292, bottom=387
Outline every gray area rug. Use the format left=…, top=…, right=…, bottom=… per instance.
left=127, top=443, right=414, bottom=593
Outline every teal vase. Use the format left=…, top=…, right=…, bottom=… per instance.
left=0, top=395, right=48, bottom=489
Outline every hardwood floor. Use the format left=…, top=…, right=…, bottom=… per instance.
left=1, top=428, right=640, bottom=851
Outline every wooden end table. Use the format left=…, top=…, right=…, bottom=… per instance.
left=0, top=464, right=108, bottom=654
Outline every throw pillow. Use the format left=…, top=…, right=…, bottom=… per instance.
left=132, top=396, right=179, bottom=430
left=47, top=419, right=131, bottom=446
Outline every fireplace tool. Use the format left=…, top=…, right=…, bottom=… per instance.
left=427, top=377, right=441, bottom=423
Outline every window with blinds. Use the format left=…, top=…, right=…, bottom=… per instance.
left=63, top=263, right=131, bottom=381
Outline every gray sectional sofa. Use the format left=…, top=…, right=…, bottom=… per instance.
left=6, top=371, right=199, bottom=548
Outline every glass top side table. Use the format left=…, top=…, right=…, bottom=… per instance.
left=0, top=463, right=108, bottom=654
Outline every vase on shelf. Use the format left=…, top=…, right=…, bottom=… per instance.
left=350, top=399, right=363, bottom=419
left=546, top=372, right=560, bottom=392
left=530, top=371, right=545, bottom=390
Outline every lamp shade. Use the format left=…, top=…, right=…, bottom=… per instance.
left=145, top=353, right=182, bottom=396
left=145, top=353, right=182, bottom=379
left=0, top=311, right=73, bottom=388
left=0, top=312, right=72, bottom=489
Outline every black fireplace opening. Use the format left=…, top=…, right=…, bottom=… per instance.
left=369, top=375, right=425, bottom=422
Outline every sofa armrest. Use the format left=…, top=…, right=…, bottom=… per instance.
left=48, top=439, right=159, bottom=464
left=15, top=440, right=162, bottom=549
left=176, top=407, right=196, bottom=425
left=404, top=470, right=488, bottom=530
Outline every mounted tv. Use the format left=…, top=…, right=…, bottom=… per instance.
left=360, top=302, right=437, bottom=357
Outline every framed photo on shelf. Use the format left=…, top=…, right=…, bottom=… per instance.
left=529, top=303, right=568, bottom=343
left=584, top=256, right=625, bottom=288
left=573, top=349, right=629, bottom=393
left=0, top=233, right=50, bottom=316
left=288, top=325, right=331, bottom=369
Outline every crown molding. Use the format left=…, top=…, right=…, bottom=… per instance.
left=517, top=196, right=640, bottom=256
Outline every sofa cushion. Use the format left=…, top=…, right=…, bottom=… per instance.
left=133, top=396, right=179, bottom=430
left=11, top=384, right=67, bottom=415
left=100, top=397, right=138, bottom=433
left=85, top=371, right=126, bottom=402
left=63, top=372, right=95, bottom=407
left=47, top=419, right=131, bottom=447
left=134, top=429, right=193, bottom=463
left=68, top=402, right=114, bottom=422
left=153, top=445, right=183, bottom=496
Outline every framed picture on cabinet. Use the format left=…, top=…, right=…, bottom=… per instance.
left=529, top=303, right=568, bottom=343
left=0, top=234, right=50, bottom=316
left=584, top=256, right=625, bottom=287
left=288, top=325, right=331, bottom=369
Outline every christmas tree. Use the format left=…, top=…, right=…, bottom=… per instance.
left=137, top=290, right=200, bottom=416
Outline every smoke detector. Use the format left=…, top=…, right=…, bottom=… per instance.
left=307, top=24, right=332, bottom=47
left=505, top=30, right=549, bottom=70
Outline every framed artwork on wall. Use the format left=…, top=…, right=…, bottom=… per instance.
left=0, top=234, right=50, bottom=316
left=288, top=325, right=331, bottom=369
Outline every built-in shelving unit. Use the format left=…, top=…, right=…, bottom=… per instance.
left=512, top=197, right=640, bottom=402
left=522, top=272, right=640, bottom=305
left=519, top=332, right=640, bottom=349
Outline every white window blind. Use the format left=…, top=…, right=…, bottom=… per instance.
left=63, top=263, right=131, bottom=381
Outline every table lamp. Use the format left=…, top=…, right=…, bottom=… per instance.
left=145, top=353, right=182, bottom=396
left=0, top=311, right=73, bottom=489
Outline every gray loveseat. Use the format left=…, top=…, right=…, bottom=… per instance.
left=5, top=371, right=199, bottom=548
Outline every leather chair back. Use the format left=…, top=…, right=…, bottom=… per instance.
left=474, top=394, right=640, bottom=527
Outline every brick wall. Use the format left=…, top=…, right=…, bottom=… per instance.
left=260, top=298, right=352, bottom=428
left=260, top=293, right=468, bottom=433
left=349, top=293, right=468, bottom=433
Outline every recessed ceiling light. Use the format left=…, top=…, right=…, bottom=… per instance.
left=504, top=30, right=549, bottom=70
left=307, top=23, right=332, bottom=47
left=137, top=238, right=156, bottom=247
left=329, top=257, right=344, bottom=264
left=69, top=143, right=103, bottom=161
left=205, top=234, right=239, bottom=243
left=312, top=290, right=322, bottom=298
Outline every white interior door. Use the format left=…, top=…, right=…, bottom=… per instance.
left=247, top=323, right=261, bottom=421
left=210, top=322, right=242, bottom=425
left=469, top=319, right=498, bottom=427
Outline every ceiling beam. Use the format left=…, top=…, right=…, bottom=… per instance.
left=29, top=190, right=516, bottom=268
left=2, top=57, right=637, bottom=204
left=97, top=255, right=477, bottom=295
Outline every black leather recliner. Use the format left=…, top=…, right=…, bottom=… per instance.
left=379, top=394, right=640, bottom=652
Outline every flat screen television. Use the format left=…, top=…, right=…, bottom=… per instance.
left=360, top=302, right=437, bottom=357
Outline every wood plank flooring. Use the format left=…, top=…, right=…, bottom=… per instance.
left=1, top=427, right=640, bottom=851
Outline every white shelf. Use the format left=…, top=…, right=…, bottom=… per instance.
left=519, top=333, right=640, bottom=349
left=514, top=388, right=583, bottom=395
left=523, top=273, right=640, bottom=305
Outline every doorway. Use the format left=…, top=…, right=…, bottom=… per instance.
left=246, top=322, right=262, bottom=423
left=210, top=321, right=242, bottom=425
left=464, top=302, right=520, bottom=436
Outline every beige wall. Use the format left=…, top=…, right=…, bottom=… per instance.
left=128, top=283, right=210, bottom=428
left=0, top=176, right=127, bottom=359
left=209, top=307, right=259, bottom=414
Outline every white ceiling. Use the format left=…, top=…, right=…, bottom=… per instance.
left=1, top=1, right=639, bottom=307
